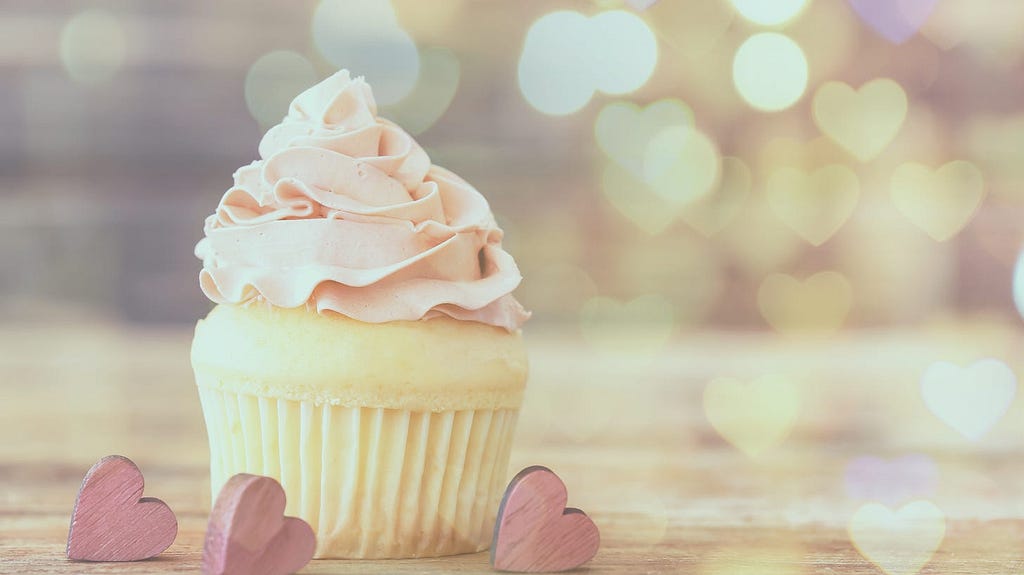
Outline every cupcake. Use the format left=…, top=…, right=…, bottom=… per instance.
left=191, top=70, right=529, bottom=558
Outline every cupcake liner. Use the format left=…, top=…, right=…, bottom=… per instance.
left=197, top=386, right=518, bottom=558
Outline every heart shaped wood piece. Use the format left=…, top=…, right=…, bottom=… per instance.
left=67, top=455, right=177, bottom=561
left=202, top=474, right=315, bottom=575
left=491, top=466, right=600, bottom=572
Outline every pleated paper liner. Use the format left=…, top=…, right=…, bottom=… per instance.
left=198, top=387, right=519, bottom=558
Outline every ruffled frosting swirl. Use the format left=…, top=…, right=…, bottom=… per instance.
left=195, top=70, right=529, bottom=331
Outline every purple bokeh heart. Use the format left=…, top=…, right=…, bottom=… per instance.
left=844, top=454, right=938, bottom=506
left=845, top=0, right=939, bottom=44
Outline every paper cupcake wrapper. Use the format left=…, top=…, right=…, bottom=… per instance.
left=197, top=387, right=519, bottom=558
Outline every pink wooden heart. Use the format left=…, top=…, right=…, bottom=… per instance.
left=491, top=466, right=600, bottom=572
left=202, top=474, right=315, bottom=575
left=66, top=455, right=177, bottom=561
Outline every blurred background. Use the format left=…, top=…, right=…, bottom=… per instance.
left=6, top=4, right=1024, bottom=570
left=1, top=0, right=1023, bottom=334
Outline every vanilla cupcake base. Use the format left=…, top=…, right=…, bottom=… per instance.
left=198, top=386, right=518, bottom=558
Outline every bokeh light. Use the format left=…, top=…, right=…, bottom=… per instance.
left=787, top=0, right=857, bottom=82
left=729, top=0, right=810, bottom=27
left=600, top=161, right=680, bottom=234
left=890, top=161, right=985, bottom=242
left=758, top=271, right=853, bottom=335
left=595, top=99, right=694, bottom=176
left=391, top=0, right=464, bottom=43
left=312, top=0, right=420, bottom=105
left=766, top=164, right=860, bottom=246
left=703, top=374, right=802, bottom=457
left=644, top=126, right=720, bottom=205
left=244, top=51, right=317, bottom=130
left=919, top=359, right=1017, bottom=441
left=679, top=156, right=752, bottom=238
left=380, top=46, right=460, bottom=135
left=732, top=33, right=808, bottom=112
left=588, top=10, right=658, bottom=95
left=518, top=11, right=593, bottom=116
left=812, top=79, right=908, bottom=163
left=848, top=501, right=946, bottom=575
left=647, top=0, right=734, bottom=57
left=59, top=9, right=126, bottom=85
left=518, top=10, right=656, bottom=115
left=12, top=3, right=1024, bottom=572
left=11, top=3, right=1024, bottom=573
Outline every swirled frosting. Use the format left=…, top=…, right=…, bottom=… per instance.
left=195, top=70, right=529, bottom=331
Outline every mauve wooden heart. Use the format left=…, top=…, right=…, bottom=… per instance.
left=66, top=455, right=178, bottom=561
left=202, top=474, right=315, bottom=575
left=491, top=466, right=600, bottom=572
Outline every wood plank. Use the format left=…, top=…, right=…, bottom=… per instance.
left=2, top=323, right=1024, bottom=573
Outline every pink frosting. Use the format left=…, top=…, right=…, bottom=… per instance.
left=195, top=70, right=529, bottom=331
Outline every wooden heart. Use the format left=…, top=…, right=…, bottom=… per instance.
left=67, top=455, right=177, bottom=561
left=202, top=474, right=315, bottom=575
left=491, top=466, right=600, bottom=572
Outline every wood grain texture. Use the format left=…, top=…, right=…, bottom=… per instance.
left=66, top=455, right=177, bottom=562
left=491, top=466, right=599, bottom=572
left=202, top=474, right=315, bottom=575
left=3, top=323, right=1024, bottom=573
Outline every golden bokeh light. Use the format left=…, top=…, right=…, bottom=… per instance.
left=728, top=0, right=811, bottom=27
left=766, top=164, right=860, bottom=246
left=679, top=156, right=752, bottom=238
left=644, top=126, right=721, bottom=206
left=244, top=51, right=317, bottom=130
left=647, top=0, right=735, bottom=57
left=732, top=33, right=808, bottom=112
left=758, top=271, right=853, bottom=335
left=595, top=99, right=694, bottom=176
left=703, top=374, right=802, bottom=458
left=787, top=0, right=857, bottom=79
left=890, top=161, right=986, bottom=242
left=391, top=0, right=464, bottom=43
left=812, top=79, right=908, bottom=163
left=600, top=161, right=681, bottom=234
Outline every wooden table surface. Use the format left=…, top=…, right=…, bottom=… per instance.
left=3, top=320, right=1024, bottom=574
